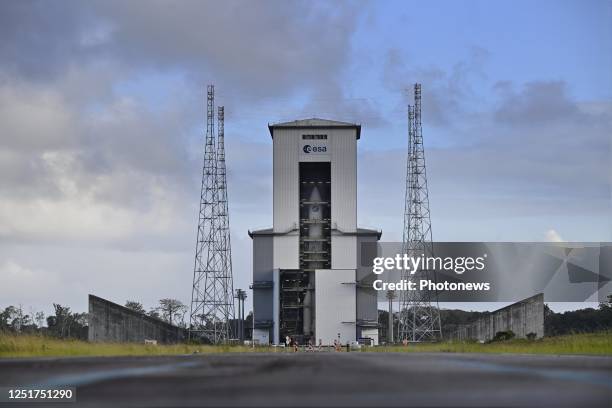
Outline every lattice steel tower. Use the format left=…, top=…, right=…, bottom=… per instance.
left=189, top=85, right=235, bottom=343
left=215, top=105, right=236, bottom=337
left=398, top=83, right=442, bottom=342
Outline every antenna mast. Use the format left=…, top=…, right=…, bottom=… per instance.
left=189, top=85, right=235, bottom=343
left=398, top=83, right=442, bottom=342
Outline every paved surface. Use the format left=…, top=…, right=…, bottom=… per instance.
left=0, top=352, right=611, bottom=407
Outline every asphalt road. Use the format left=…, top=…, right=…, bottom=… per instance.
left=0, top=352, right=610, bottom=407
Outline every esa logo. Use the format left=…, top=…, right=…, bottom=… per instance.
left=303, top=144, right=327, bottom=153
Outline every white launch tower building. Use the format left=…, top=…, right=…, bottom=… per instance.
left=249, top=118, right=381, bottom=345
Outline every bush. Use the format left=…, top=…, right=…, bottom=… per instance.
left=491, top=330, right=515, bottom=342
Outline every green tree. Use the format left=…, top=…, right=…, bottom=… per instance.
left=46, top=304, right=88, bottom=339
left=156, top=299, right=187, bottom=326
left=11, top=305, right=33, bottom=332
left=545, top=302, right=612, bottom=336
left=147, top=308, right=161, bottom=319
left=0, top=306, right=17, bottom=331
left=598, top=293, right=612, bottom=310
left=125, top=301, right=146, bottom=314
left=34, top=311, right=45, bottom=328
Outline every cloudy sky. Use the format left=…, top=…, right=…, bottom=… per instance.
left=0, top=0, right=610, bottom=317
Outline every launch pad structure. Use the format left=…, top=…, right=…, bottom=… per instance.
left=249, top=119, right=381, bottom=346
left=189, top=83, right=439, bottom=345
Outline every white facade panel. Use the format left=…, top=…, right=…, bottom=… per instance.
left=273, top=130, right=299, bottom=232
left=330, top=129, right=357, bottom=231
left=252, top=329, right=269, bottom=345
left=272, top=129, right=300, bottom=270
left=272, top=234, right=299, bottom=270
left=315, top=269, right=356, bottom=345
left=331, top=235, right=356, bottom=269
left=274, top=127, right=357, bottom=233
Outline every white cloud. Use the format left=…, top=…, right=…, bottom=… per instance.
left=545, top=229, right=565, bottom=243
left=0, top=260, right=64, bottom=311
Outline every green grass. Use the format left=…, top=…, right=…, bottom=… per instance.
left=1, top=332, right=611, bottom=358
left=0, top=333, right=265, bottom=358
left=368, top=332, right=612, bottom=355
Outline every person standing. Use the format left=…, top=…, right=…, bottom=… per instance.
left=292, top=337, right=298, bottom=352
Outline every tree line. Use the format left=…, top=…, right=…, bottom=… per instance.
left=378, top=295, right=612, bottom=343
left=0, top=304, right=88, bottom=339
left=0, top=298, right=189, bottom=340
left=124, top=299, right=188, bottom=327
left=544, top=296, right=612, bottom=336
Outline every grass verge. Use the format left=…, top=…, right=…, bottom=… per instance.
left=1, top=332, right=610, bottom=358
left=368, top=332, right=612, bottom=355
left=0, top=333, right=262, bottom=358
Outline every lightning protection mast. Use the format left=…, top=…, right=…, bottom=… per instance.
left=398, top=83, right=442, bottom=342
left=189, top=85, right=235, bottom=344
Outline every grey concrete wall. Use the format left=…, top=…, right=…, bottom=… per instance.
left=356, top=233, right=380, bottom=322
left=253, top=235, right=274, bottom=283
left=88, top=294, right=186, bottom=344
left=252, top=234, right=274, bottom=322
left=450, top=293, right=544, bottom=341
left=251, top=234, right=274, bottom=341
left=253, top=288, right=273, bottom=323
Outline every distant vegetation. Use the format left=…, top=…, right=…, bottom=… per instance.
left=0, top=303, right=88, bottom=340
left=378, top=295, right=612, bottom=343
left=439, top=297, right=612, bottom=339
left=124, top=299, right=188, bottom=327
left=0, top=298, right=189, bottom=341
left=544, top=299, right=612, bottom=336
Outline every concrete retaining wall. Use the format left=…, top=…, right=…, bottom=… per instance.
left=88, top=294, right=186, bottom=344
left=450, top=293, right=544, bottom=341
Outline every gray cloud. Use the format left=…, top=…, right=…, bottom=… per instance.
left=0, top=1, right=96, bottom=79
left=494, top=81, right=584, bottom=125
left=382, top=46, right=490, bottom=126
left=0, top=1, right=362, bottom=99
left=358, top=76, right=610, bottom=243
left=0, top=0, right=371, bottom=208
left=300, top=80, right=388, bottom=128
